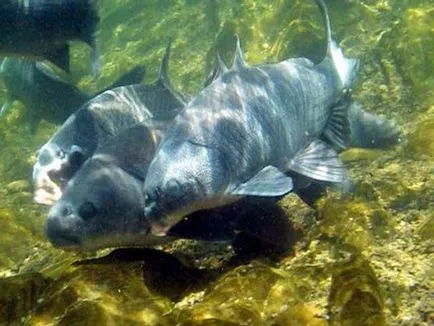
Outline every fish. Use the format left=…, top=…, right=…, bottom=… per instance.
left=0, top=57, right=145, bottom=132
left=33, top=41, right=185, bottom=206
left=142, top=0, right=401, bottom=236
left=43, top=29, right=400, bottom=251
left=0, top=0, right=100, bottom=75
left=44, top=124, right=168, bottom=250
left=43, top=101, right=399, bottom=251
left=45, top=122, right=296, bottom=252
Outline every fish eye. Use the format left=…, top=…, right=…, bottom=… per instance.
left=56, top=149, right=66, bottom=159
left=78, top=201, right=98, bottom=221
left=166, top=179, right=183, bottom=196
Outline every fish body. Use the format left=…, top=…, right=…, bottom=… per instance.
left=0, top=57, right=145, bottom=132
left=0, top=0, right=100, bottom=74
left=142, top=0, right=370, bottom=235
left=33, top=42, right=184, bottom=205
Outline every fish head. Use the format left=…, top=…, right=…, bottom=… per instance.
left=45, top=123, right=162, bottom=251
left=33, top=143, right=86, bottom=206
left=44, top=155, right=150, bottom=251
left=144, top=135, right=229, bottom=236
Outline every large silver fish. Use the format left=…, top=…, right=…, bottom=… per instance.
left=33, top=42, right=185, bottom=205
left=142, top=0, right=399, bottom=236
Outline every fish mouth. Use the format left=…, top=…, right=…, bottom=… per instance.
left=44, top=215, right=82, bottom=249
left=33, top=168, right=63, bottom=206
left=34, top=186, right=62, bottom=206
left=51, top=236, right=81, bottom=251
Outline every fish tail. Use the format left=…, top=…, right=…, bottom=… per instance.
left=315, top=0, right=359, bottom=89
left=348, top=102, right=402, bottom=149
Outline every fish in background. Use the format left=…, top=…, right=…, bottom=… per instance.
left=43, top=50, right=400, bottom=252
left=0, top=57, right=145, bottom=133
left=33, top=41, right=185, bottom=206
left=0, top=0, right=100, bottom=75
left=142, top=0, right=402, bottom=236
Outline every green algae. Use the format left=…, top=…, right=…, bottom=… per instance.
left=0, top=0, right=433, bottom=325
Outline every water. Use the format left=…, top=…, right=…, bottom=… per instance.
left=0, top=0, right=432, bottom=325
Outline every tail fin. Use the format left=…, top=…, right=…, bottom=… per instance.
left=348, top=102, right=402, bottom=149
left=315, top=0, right=359, bottom=89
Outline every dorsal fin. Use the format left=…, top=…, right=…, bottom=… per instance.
left=203, top=50, right=228, bottom=87
left=315, top=0, right=359, bottom=89
left=231, top=35, right=247, bottom=70
left=155, top=39, right=188, bottom=104
left=158, top=39, right=172, bottom=84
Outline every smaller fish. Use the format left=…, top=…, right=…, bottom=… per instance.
left=33, top=41, right=185, bottom=206
left=0, top=0, right=100, bottom=75
left=0, top=57, right=145, bottom=132
left=45, top=124, right=166, bottom=250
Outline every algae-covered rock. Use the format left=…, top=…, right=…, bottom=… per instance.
left=405, top=107, right=434, bottom=158
left=175, top=260, right=325, bottom=325
left=0, top=273, right=51, bottom=325
left=387, top=5, right=434, bottom=107
left=176, top=261, right=281, bottom=325
left=328, top=257, right=385, bottom=326
left=2, top=261, right=175, bottom=325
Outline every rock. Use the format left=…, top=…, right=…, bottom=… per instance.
left=328, top=257, right=385, bottom=326
left=0, top=273, right=51, bottom=325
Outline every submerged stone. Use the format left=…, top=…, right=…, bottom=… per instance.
left=0, top=273, right=51, bottom=325
left=328, top=257, right=385, bottom=326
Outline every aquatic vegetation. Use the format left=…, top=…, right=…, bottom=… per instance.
left=0, top=0, right=432, bottom=325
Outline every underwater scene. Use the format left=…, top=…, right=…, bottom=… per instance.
left=0, top=0, right=432, bottom=325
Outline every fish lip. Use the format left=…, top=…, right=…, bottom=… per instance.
left=49, top=233, right=81, bottom=250
left=33, top=169, right=63, bottom=205
left=44, top=214, right=83, bottom=250
left=33, top=188, right=61, bottom=206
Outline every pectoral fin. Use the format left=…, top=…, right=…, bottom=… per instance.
left=232, top=166, right=293, bottom=197
left=289, top=139, right=347, bottom=184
